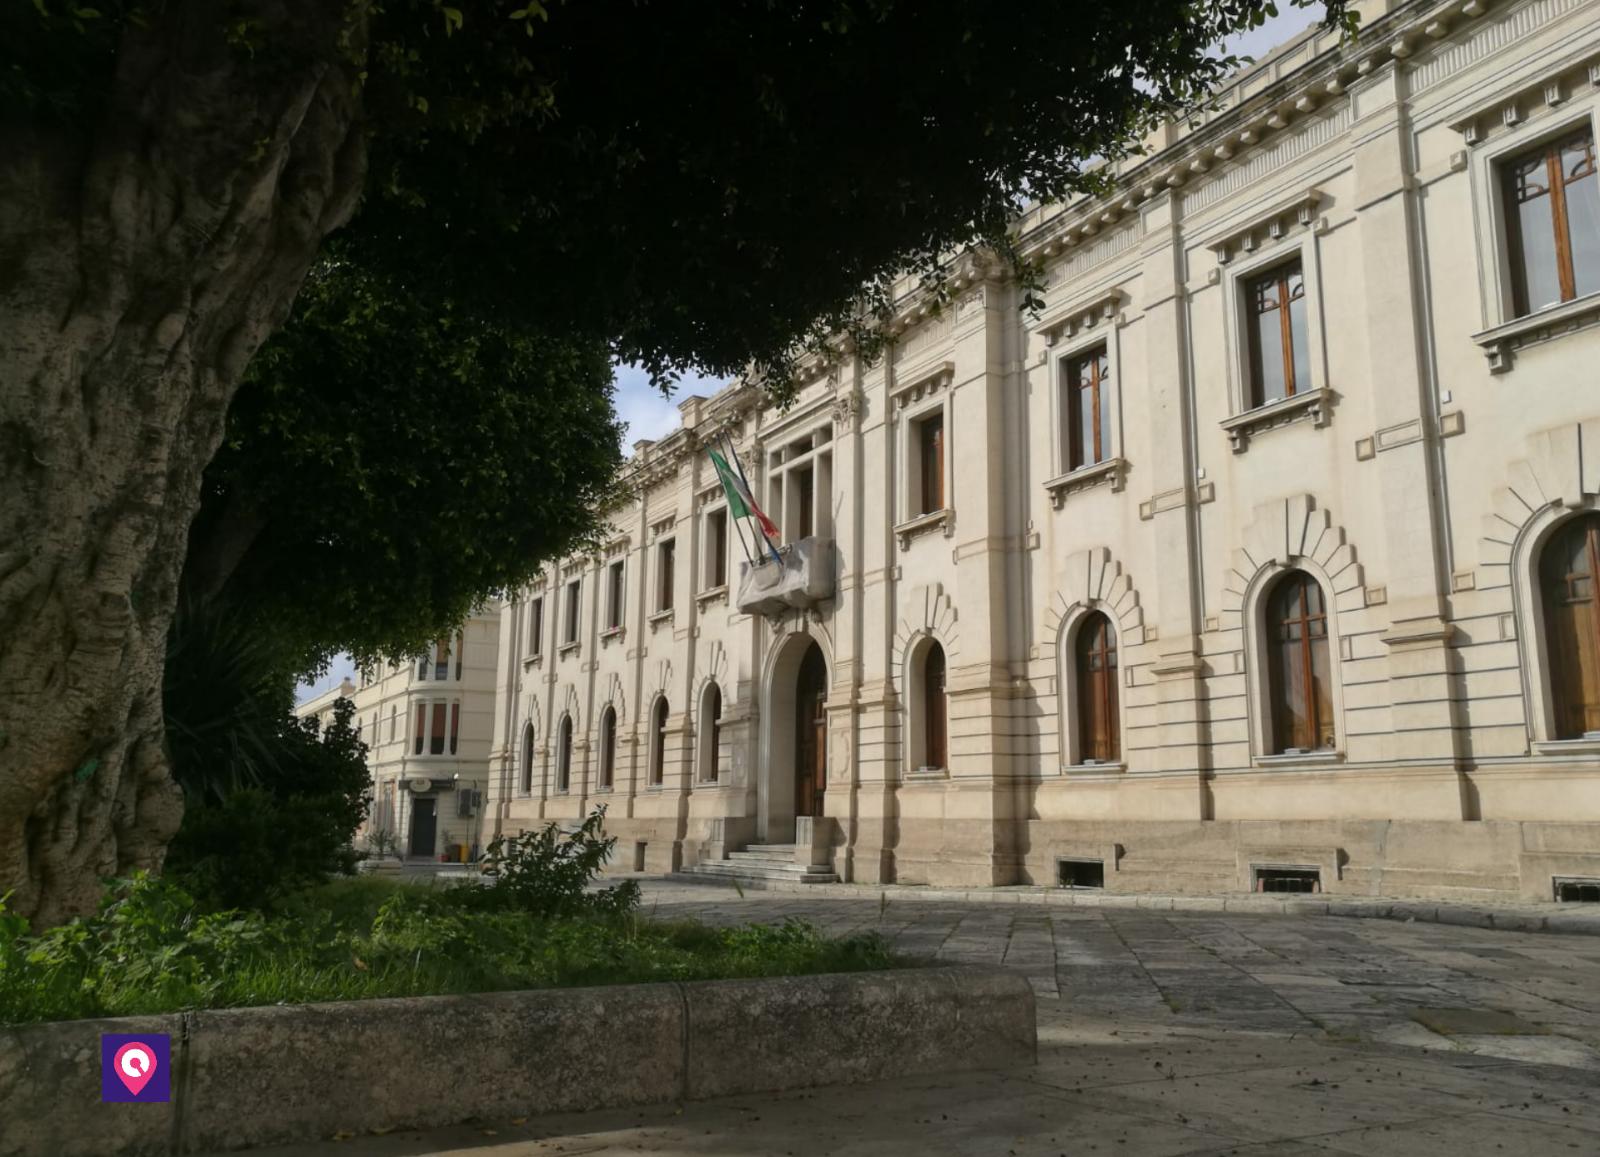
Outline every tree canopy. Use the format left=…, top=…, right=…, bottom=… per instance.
left=184, top=256, right=621, bottom=672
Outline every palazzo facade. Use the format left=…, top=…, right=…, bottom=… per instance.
left=486, top=0, right=1600, bottom=902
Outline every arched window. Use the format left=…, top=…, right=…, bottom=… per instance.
left=1265, top=571, right=1335, bottom=753
left=923, top=643, right=948, bottom=770
left=598, top=706, right=617, bottom=789
left=1540, top=513, right=1600, bottom=739
left=556, top=715, right=573, bottom=792
left=1074, top=613, right=1119, bottom=763
left=699, top=684, right=722, bottom=782
left=650, top=697, right=669, bottom=785
left=520, top=721, right=536, bottom=795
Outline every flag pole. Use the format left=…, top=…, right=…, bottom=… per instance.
left=726, top=432, right=782, bottom=564
left=717, top=431, right=759, bottom=572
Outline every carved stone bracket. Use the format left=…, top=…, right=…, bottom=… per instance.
left=894, top=508, right=954, bottom=551
left=1219, top=387, right=1333, bottom=453
left=1211, top=189, right=1325, bottom=266
left=1045, top=458, right=1127, bottom=508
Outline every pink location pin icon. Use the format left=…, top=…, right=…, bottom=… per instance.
left=113, top=1042, right=158, bottom=1097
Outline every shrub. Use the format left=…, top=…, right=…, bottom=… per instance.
left=465, top=805, right=640, bottom=919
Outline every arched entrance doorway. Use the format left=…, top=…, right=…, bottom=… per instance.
left=795, top=643, right=827, bottom=823
left=759, top=635, right=829, bottom=842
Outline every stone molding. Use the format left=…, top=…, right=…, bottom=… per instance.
left=0, top=968, right=1035, bottom=1157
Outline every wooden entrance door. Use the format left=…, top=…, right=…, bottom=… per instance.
left=409, top=796, right=437, bottom=858
left=794, top=644, right=827, bottom=820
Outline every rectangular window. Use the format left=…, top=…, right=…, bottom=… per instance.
left=1244, top=259, right=1310, bottom=408
left=1063, top=345, right=1111, bottom=471
left=433, top=638, right=449, bottom=681
left=606, top=560, right=625, bottom=630
left=564, top=580, right=581, bottom=644
left=412, top=704, right=425, bottom=755
left=796, top=464, right=814, bottom=540
left=528, top=598, right=544, bottom=657
left=657, top=539, right=676, bottom=612
left=705, top=508, right=728, bottom=589
left=454, top=632, right=463, bottom=680
left=430, top=702, right=447, bottom=755
left=1504, top=127, right=1600, bottom=317
left=917, top=412, right=945, bottom=516
left=449, top=702, right=460, bottom=755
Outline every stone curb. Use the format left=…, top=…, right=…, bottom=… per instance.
left=654, top=874, right=1600, bottom=936
left=0, top=965, right=1033, bottom=1157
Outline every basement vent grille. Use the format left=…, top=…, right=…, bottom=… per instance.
left=1554, top=877, right=1600, bottom=903
left=1254, top=866, right=1321, bottom=894
left=1057, top=858, right=1106, bottom=889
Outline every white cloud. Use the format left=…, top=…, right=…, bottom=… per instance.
left=612, top=362, right=729, bottom=455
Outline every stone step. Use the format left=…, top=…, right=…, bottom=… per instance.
left=728, top=848, right=799, bottom=865
left=678, top=860, right=838, bottom=885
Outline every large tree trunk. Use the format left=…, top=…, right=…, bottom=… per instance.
left=0, top=3, right=366, bottom=926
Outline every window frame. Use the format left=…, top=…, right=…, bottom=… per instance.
left=597, top=705, right=617, bottom=790
left=1243, top=561, right=1345, bottom=765
left=697, top=683, right=722, bottom=783
left=1514, top=502, right=1600, bottom=751
left=902, top=634, right=951, bottom=777
left=1047, top=321, right=1127, bottom=489
left=519, top=720, right=536, bottom=796
left=555, top=714, right=573, bottom=793
left=563, top=578, right=582, bottom=646
left=1220, top=234, right=1330, bottom=428
left=604, top=558, right=626, bottom=632
left=702, top=503, right=730, bottom=592
left=1471, top=106, right=1600, bottom=336
left=527, top=596, right=545, bottom=659
left=1057, top=605, right=1128, bottom=773
left=656, top=538, right=677, bottom=614
left=895, top=389, right=954, bottom=528
left=648, top=696, right=670, bottom=787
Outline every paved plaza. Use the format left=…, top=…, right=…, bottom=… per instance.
left=247, top=881, right=1600, bottom=1157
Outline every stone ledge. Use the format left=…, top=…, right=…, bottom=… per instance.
left=663, top=874, right=1600, bottom=937
left=0, top=966, right=1033, bottom=1157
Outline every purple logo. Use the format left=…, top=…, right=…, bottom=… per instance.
left=101, top=1034, right=170, bottom=1102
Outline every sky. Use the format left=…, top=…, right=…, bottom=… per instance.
left=294, top=7, right=1324, bottom=706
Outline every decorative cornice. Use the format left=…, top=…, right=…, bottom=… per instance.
left=1210, top=189, right=1325, bottom=265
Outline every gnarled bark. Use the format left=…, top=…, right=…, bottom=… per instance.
left=0, top=2, right=366, bottom=926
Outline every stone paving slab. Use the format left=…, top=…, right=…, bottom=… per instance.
left=651, top=873, right=1600, bottom=936
left=225, top=883, right=1600, bottom=1157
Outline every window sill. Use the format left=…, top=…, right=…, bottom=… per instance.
left=648, top=608, right=675, bottom=628
left=600, top=625, right=625, bottom=643
left=1219, top=387, right=1332, bottom=453
left=1532, top=736, right=1600, bottom=757
left=1252, top=749, right=1342, bottom=769
left=696, top=584, right=729, bottom=607
left=903, top=765, right=949, bottom=781
left=1062, top=760, right=1125, bottom=776
left=1044, top=458, right=1127, bottom=508
left=894, top=508, right=954, bottom=551
left=521, top=654, right=543, bottom=669
left=557, top=641, right=580, bottom=657
left=1473, top=292, right=1600, bottom=373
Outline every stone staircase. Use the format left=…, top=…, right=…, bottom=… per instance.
left=679, top=843, right=839, bottom=884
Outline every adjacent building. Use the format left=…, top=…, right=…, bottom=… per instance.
left=296, top=611, right=501, bottom=861
left=483, top=0, right=1600, bottom=903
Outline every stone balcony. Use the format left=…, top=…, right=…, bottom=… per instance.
left=736, top=536, right=835, bottom=616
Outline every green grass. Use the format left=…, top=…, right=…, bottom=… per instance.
left=0, top=874, right=901, bottom=1027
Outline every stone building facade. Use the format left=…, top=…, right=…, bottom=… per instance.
left=297, top=611, right=501, bottom=861
left=486, top=0, right=1600, bottom=902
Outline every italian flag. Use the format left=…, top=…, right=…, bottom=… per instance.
left=708, top=445, right=780, bottom=542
